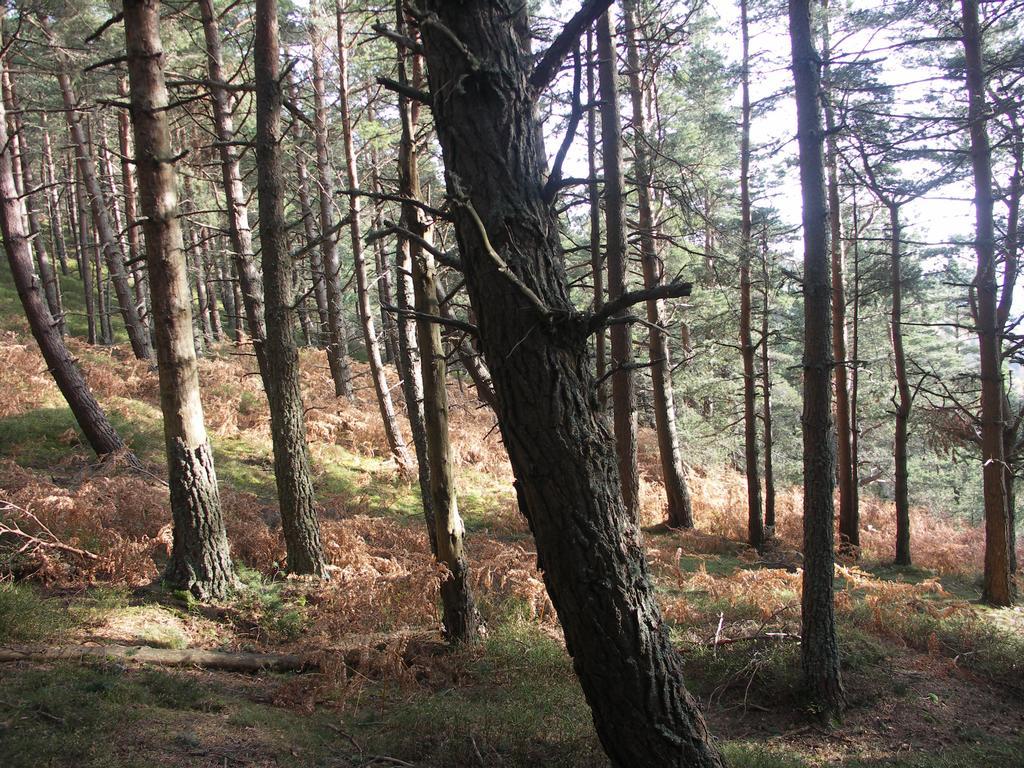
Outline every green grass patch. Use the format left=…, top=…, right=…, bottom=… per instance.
left=0, top=583, right=129, bottom=644
left=721, top=742, right=811, bottom=768
left=846, top=733, right=1024, bottom=767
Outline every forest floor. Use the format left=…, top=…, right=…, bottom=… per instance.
left=1, top=261, right=1023, bottom=767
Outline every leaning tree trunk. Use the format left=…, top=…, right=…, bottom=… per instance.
left=889, top=203, right=912, bottom=566
left=596, top=11, right=640, bottom=523
left=789, top=0, right=846, bottom=719
left=0, top=91, right=129, bottom=462
left=198, top=0, right=268, bottom=379
left=736, top=0, right=763, bottom=546
left=962, top=0, right=1013, bottom=606
left=2, top=64, right=63, bottom=331
left=419, top=3, right=724, bottom=765
left=309, top=2, right=354, bottom=399
left=254, top=0, right=328, bottom=578
left=623, top=0, right=694, bottom=530
left=123, top=0, right=233, bottom=600
left=45, top=23, right=152, bottom=361
left=822, top=2, right=858, bottom=550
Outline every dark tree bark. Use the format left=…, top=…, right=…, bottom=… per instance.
left=789, top=0, right=846, bottom=718
left=887, top=203, right=912, bottom=566
left=198, top=0, right=269, bottom=378
left=335, top=1, right=412, bottom=471
left=821, top=1, right=858, bottom=550
left=622, top=0, right=694, bottom=530
left=961, top=0, right=1014, bottom=606
left=596, top=11, right=640, bottom=523
left=760, top=229, right=776, bottom=530
left=45, top=21, right=153, bottom=361
left=418, top=3, right=723, bottom=765
left=123, top=0, right=233, bottom=599
left=309, top=2, right=354, bottom=399
left=0, top=90, right=129, bottom=462
left=255, top=0, right=328, bottom=578
left=737, top=0, right=763, bottom=546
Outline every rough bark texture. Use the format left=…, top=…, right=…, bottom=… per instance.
left=419, top=4, right=724, bottom=765
left=737, top=0, right=763, bottom=547
left=47, top=23, right=152, bottom=361
left=0, top=92, right=128, bottom=461
left=335, top=2, right=412, bottom=471
left=596, top=11, right=640, bottom=523
left=254, top=0, right=328, bottom=578
left=623, top=0, right=694, bottom=530
left=961, top=0, right=1014, bottom=607
left=198, top=0, right=268, bottom=379
left=822, top=4, right=858, bottom=550
left=123, top=0, right=233, bottom=600
left=789, top=0, right=846, bottom=718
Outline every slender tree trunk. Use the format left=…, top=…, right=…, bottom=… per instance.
left=40, top=116, right=69, bottom=277
left=46, top=23, right=152, bottom=360
left=335, top=1, right=411, bottom=471
left=789, top=0, right=846, bottom=718
left=116, top=77, right=150, bottom=332
left=850, top=191, right=862, bottom=529
left=821, top=2, right=857, bottom=550
left=197, top=0, right=268, bottom=378
left=889, top=204, right=912, bottom=566
left=2, top=65, right=63, bottom=331
left=0, top=91, right=130, bottom=461
left=760, top=230, right=776, bottom=530
left=597, top=11, right=640, bottom=523
left=295, top=155, right=330, bottom=346
left=368, top=112, right=399, bottom=366
left=205, top=245, right=224, bottom=341
left=587, top=28, right=607, bottom=408
left=255, top=0, right=329, bottom=578
left=737, top=0, right=763, bottom=547
left=419, top=3, right=724, bottom=765
left=308, top=3, right=353, bottom=399
left=413, top=226, right=479, bottom=642
left=622, top=0, right=693, bottom=530
left=123, top=0, right=233, bottom=599
left=961, top=0, right=1013, bottom=606
left=74, top=164, right=97, bottom=344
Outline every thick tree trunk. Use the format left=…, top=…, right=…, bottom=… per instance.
left=0, top=93, right=129, bottom=461
left=622, top=0, right=694, bottom=530
left=961, top=0, right=1014, bottom=606
left=596, top=11, right=640, bottom=523
left=46, top=24, right=152, bottom=361
left=419, top=3, right=723, bottom=765
left=789, top=0, right=846, bottom=718
left=123, top=0, right=233, bottom=600
left=197, top=0, right=268, bottom=379
left=737, top=0, right=763, bottom=546
left=821, top=4, right=858, bottom=550
left=255, top=0, right=329, bottom=578
left=889, top=204, right=912, bottom=566
left=308, top=3, right=354, bottom=399
left=335, top=2, right=412, bottom=471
